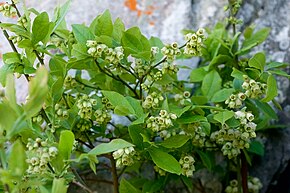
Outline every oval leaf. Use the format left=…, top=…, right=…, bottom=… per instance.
left=89, top=139, right=134, bottom=156
left=160, top=135, right=190, bottom=148
left=149, top=148, right=181, bottom=175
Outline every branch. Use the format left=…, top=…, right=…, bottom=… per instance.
left=109, top=154, right=119, bottom=193
left=241, top=151, right=249, bottom=193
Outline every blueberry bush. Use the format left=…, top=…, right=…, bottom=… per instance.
left=0, top=0, right=289, bottom=193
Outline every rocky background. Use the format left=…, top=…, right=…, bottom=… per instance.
left=1, top=0, right=290, bottom=192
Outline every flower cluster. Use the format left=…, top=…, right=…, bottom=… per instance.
left=76, top=94, right=97, bottom=119
left=211, top=108, right=256, bottom=159
left=146, top=110, right=177, bottom=132
left=32, top=114, right=43, bottom=124
left=225, top=92, right=246, bottom=109
left=225, top=177, right=262, bottom=193
left=141, top=70, right=163, bottom=91
left=151, top=46, right=159, bottom=57
left=248, top=176, right=263, bottom=193
left=94, top=109, right=111, bottom=125
left=55, top=103, right=69, bottom=119
left=161, top=42, right=181, bottom=60
left=101, top=97, right=113, bottom=110
left=64, top=75, right=77, bottom=89
left=26, top=138, right=58, bottom=175
left=147, top=70, right=163, bottom=82
left=159, top=129, right=177, bottom=140
left=174, top=91, right=191, bottom=106
left=184, top=123, right=207, bottom=147
left=8, top=35, right=23, bottom=45
left=113, top=147, right=137, bottom=168
left=142, top=92, right=164, bottom=109
left=154, top=165, right=166, bottom=176
left=0, top=3, right=17, bottom=18
left=161, top=61, right=178, bottom=75
left=134, top=58, right=149, bottom=76
left=86, top=40, right=124, bottom=65
left=225, top=179, right=238, bottom=193
left=76, top=118, right=92, bottom=132
left=17, top=15, right=29, bottom=28
left=184, top=28, right=206, bottom=56
left=179, top=155, right=195, bottom=177
left=242, top=75, right=267, bottom=98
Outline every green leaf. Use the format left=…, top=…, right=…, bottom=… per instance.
left=248, top=52, right=265, bottom=71
left=142, top=178, right=165, bottom=193
left=176, top=114, right=207, bottom=124
left=0, top=23, right=30, bottom=38
left=126, top=96, right=143, bottom=117
left=254, top=100, right=278, bottom=120
left=201, top=70, right=222, bottom=99
left=209, top=55, right=233, bottom=70
left=102, top=91, right=135, bottom=116
left=0, top=103, right=18, bottom=134
left=261, top=74, right=277, bottom=102
left=24, top=66, right=48, bottom=118
left=5, top=74, right=17, bottom=113
left=71, top=43, right=90, bottom=59
left=90, top=10, right=113, bottom=36
left=8, top=140, right=27, bottom=176
left=131, top=113, right=148, bottom=125
left=196, top=150, right=214, bottom=170
left=67, top=58, right=94, bottom=69
left=160, top=135, right=190, bottom=148
left=128, top=125, right=144, bottom=148
left=181, top=176, right=193, bottom=191
left=52, top=0, right=71, bottom=33
left=265, top=62, right=288, bottom=70
left=7, top=114, right=28, bottom=139
left=3, top=52, right=21, bottom=65
left=268, top=69, right=290, bottom=78
left=211, top=88, right=234, bottom=102
left=0, top=64, right=12, bottom=86
left=49, top=57, right=66, bottom=77
left=231, top=67, right=245, bottom=80
left=169, top=105, right=191, bottom=117
left=58, top=130, right=75, bottom=160
left=242, top=149, right=252, bottom=166
left=213, top=110, right=234, bottom=125
left=32, top=12, right=51, bottom=44
left=119, top=178, right=142, bottom=193
left=72, top=24, right=95, bottom=44
left=121, top=27, right=151, bottom=60
left=51, top=178, right=68, bottom=193
left=112, top=17, right=125, bottom=43
left=248, top=141, right=264, bottom=156
left=191, top=96, right=208, bottom=105
left=200, top=121, right=211, bottom=136
left=190, top=67, right=207, bottom=82
left=238, top=28, right=270, bottom=55
left=89, top=139, right=134, bottom=156
left=149, top=148, right=181, bottom=175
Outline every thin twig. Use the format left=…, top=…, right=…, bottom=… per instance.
left=85, top=178, right=113, bottom=185
left=72, top=180, right=94, bottom=193
left=11, top=0, right=21, bottom=17
left=76, top=138, right=94, bottom=149
left=95, top=60, right=139, bottom=98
